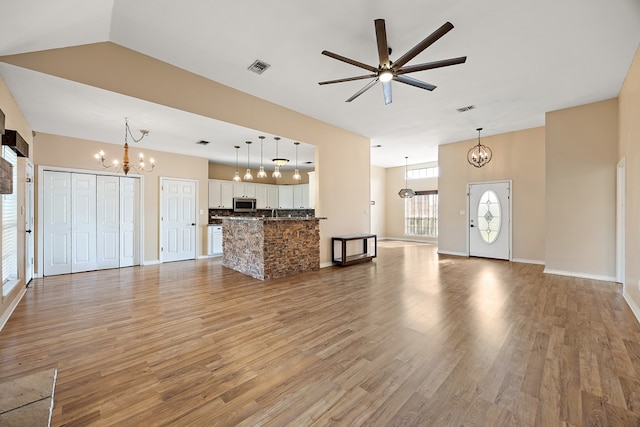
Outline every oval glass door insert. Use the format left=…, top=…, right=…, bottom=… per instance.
left=477, top=190, right=501, bottom=244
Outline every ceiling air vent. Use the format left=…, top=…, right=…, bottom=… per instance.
left=456, top=105, right=476, bottom=113
left=248, top=60, right=271, bottom=75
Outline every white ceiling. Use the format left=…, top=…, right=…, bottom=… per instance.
left=1, top=0, right=639, bottom=169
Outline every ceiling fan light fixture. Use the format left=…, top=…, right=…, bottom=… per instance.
left=379, top=69, right=393, bottom=82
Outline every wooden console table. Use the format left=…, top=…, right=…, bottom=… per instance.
left=331, top=234, right=377, bottom=266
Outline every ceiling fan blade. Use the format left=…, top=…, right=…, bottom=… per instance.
left=322, top=50, right=378, bottom=73
left=374, top=19, right=390, bottom=68
left=318, top=74, right=378, bottom=85
left=392, top=22, right=454, bottom=70
left=346, top=79, right=379, bottom=102
left=395, top=56, right=467, bottom=75
left=394, top=75, right=436, bottom=91
left=382, top=81, right=392, bottom=105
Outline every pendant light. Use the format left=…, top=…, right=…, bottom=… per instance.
left=292, top=142, right=301, bottom=180
left=272, top=136, right=284, bottom=178
left=232, top=145, right=241, bottom=182
left=398, top=156, right=415, bottom=198
left=243, top=141, right=253, bottom=180
left=257, top=135, right=267, bottom=178
left=467, top=127, right=492, bottom=168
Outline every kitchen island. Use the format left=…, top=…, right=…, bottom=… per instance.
left=217, top=216, right=326, bottom=280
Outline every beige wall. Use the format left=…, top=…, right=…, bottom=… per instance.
left=438, top=127, right=546, bottom=262
left=370, top=165, right=386, bottom=237
left=619, top=45, right=640, bottom=311
left=2, top=42, right=371, bottom=265
left=545, top=99, right=618, bottom=279
left=0, top=76, right=33, bottom=327
left=34, top=133, right=210, bottom=263
left=385, top=163, right=438, bottom=242
left=208, top=162, right=310, bottom=185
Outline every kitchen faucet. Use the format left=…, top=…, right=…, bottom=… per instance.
left=271, top=208, right=277, bottom=218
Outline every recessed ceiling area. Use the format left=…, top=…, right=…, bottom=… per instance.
left=1, top=0, right=639, bottom=168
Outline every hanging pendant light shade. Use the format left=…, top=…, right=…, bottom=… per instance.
left=232, top=145, right=241, bottom=182
left=243, top=141, right=253, bottom=180
left=272, top=137, right=283, bottom=178
left=292, top=142, right=301, bottom=180
left=467, top=127, right=492, bottom=168
left=398, top=156, right=415, bottom=198
left=257, top=135, right=267, bottom=178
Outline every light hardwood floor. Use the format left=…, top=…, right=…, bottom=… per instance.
left=1, top=241, right=640, bottom=426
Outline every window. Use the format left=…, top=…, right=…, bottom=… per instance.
left=406, top=167, right=438, bottom=179
left=405, top=190, right=438, bottom=237
left=2, top=145, right=18, bottom=295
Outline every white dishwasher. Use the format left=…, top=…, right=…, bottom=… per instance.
left=208, top=225, right=223, bottom=256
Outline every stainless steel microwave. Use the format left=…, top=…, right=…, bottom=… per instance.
left=233, top=197, right=257, bottom=212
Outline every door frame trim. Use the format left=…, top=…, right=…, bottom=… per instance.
left=37, top=165, right=145, bottom=278
left=617, top=157, right=626, bottom=285
left=466, top=180, right=512, bottom=260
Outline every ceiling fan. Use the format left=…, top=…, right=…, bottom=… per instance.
left=319, top=19, right=467, bottom=105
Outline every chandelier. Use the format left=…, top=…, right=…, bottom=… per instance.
left=95, top=119, right=155, bottom=175
left=467, top=127, right=492, bottom=168
left=398, top=156, right=415, bottom=198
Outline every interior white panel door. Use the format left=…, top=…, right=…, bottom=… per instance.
left=161, top=179, right=197, bottom=262
left=469, top=181, right=511, bottom=260
left=96, top=175, right=119, bottom=269
left=43, top=171, right=72, bottom=276
left=120, top=177, right=139, bottom=267
left=72, top=173, right=97, bottom=273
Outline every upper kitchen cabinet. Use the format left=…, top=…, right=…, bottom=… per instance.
left=293, top=184, right=310, bottom=209
left=209, top=179, right=234, bottom=208
left=233, top=182, right=256, bottom=199
left=255, top=184, right=279, bottom=209
left=278, top=185, right=294, bottom=209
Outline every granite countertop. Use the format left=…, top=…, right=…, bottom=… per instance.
left=211, top=216, right=327, bottom=221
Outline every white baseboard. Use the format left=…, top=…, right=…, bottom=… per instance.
left=512, top=258, right=545, bottom=265
left=623, top=291, right=640, bottom=324
left=0, top=285, right=27, bottom=332
left=437, top=250, right=468, bottom=257
left=543, top=268, right=616, bottom=282
left=143, top=260, right=161, bottom=266
left=381, top=236, right=438, bottom=244
left=320, top=261, right=334, bottom=268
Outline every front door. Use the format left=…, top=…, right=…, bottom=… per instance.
left=160, top=178, right=197, bottom=262
left=468, top=181, right=511, bottom=260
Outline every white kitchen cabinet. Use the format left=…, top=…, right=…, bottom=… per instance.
left=293, top=184, right=310, bottom=209
left=208, top=225, right=223, bottom=256
left=255, top=184, right=279, bottom=209
left=233, top=182, right=256, bottom=198
left=278, top=185, right=294, bottom=209
left=209, top=180, right=234, bottom=208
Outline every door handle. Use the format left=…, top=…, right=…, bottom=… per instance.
left=26, top=230, right=32, bottom=233
left=191, top=223, right=196, bottom=226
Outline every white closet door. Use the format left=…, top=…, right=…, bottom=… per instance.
left=43, top=171, right=72, bottom=276
left=96, top=175, right=120, bottom=269
left=71, top=173, right=97, bottom=273
left=120, top=177, right=139, bottom=267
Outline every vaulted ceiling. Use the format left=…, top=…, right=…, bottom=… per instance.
left=1, top=0, right=639, bottom=169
